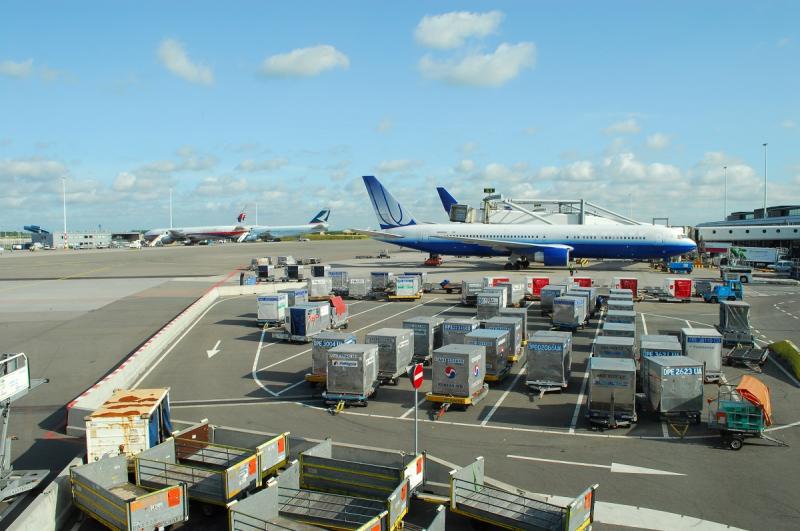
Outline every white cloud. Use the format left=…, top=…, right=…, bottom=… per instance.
left=157, top=39, right=214, bottom=85
left=415, top=11, right=504, bottom=49
left=562, top=160, right=595, bottom=181
left=138, top=147, right=217, bottom=175
left=376, top=119, right=393, bottom=134
left=419, top=42, right=535, bottom=87
left=235, top=158, right=288, bottom=172
left=454, top=159, right=475, bottom=173
left=0, top=158, right=68, bottom=181
left=195, top=176, right=248, bottom=197
left=375, top=159, right=423, bottom=173
left=260, top=45, right=349, bottom=77
left=646, top=132, right=670, bottom=150
left=604, top=118, right=641, bottom=135
left=782, top=119, right=796, bottom=129
left=537, top=166, right=560, bottom=180
left=112, top=172, right=137, bottom=191
left=777, top=37, right=792, bottom=48
left=0, top=59, right=33, bottom=78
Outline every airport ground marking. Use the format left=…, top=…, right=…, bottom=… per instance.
left=206, top=339, right=222, bottom=358
left=481, top=369, right=526, bottom=427
left=640, top=312, right=649, bottom=335
left=569, top=310, right=603, bottom=434
left=0, top=264, right=113, bottom=294
left=506, top=455, right=685, bottom=476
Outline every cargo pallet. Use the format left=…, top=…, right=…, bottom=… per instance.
left=322, top=383, right=379, bottom=407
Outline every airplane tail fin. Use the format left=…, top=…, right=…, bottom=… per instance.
left=437, top=187, right=458, bottom=215
left=362, top=176, right=417, bottom=229
left=310, top=209, right=330, bottom=224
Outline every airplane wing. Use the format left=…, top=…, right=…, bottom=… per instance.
left=435, top=233, right=573, bottom=254
left=350, top=228, right=405, bottom=239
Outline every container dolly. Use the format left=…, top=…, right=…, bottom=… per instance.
left=708, top=378, right=788, bottom=450
left=426, top=385, right=489, bottom=420
left=723, top=346, right=768, bottom=372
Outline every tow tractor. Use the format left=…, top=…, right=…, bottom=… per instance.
left=424, top=255, right=443, bottom=267
left=703, top=280, right=744, bottom=303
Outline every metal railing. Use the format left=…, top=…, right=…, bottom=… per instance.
left=453, top=478, right=564, bottom=529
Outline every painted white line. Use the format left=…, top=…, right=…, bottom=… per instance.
left=172, top=399, right=315, bottom=409
left=765, top=419, right=800, bottom=432
left=252, top=329, right=279, bottom=396
left=640, top=312, right=649, bottom=335
left=275, top=379, right=307, bottom=396
left=506, top=455, right=685, bottom=476
left=399, top=396, right=427, bottom=419
left=206, top=339, right=222, bottom=358
left=661, top=421, right=669, bottom=438
left=481, top=369, right=525, bottom=427
left=639, top=312, right=714, bottom=328
left=684, top=320, right=692, bottom=329
left=569, top=310, right=603, bottom=434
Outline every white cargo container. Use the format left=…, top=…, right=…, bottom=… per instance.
left=680, top=328, right=723, bottom=382
left=257, top=293, right=288, bottom=325
left=85, top=388, right=173, bottom=463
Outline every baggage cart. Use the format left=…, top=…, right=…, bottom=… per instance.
left=306, top=331, right=357, bottom=386
left=307, top=277, right=333, bottom=301
left=85, top=388, right=173, bottom=464
left=605, top=309, right=636, bottom=325
left=347, top=278, right=370, bottom=299
left=134, top=437, right=260, bottom=506
left=539, top=284, right=567, bottom=316
left=365, top=328, right=414, bottom=384
left=723, top=346, right=768, bottom=372
left=551, top=296, right=587, bottom=331
left=460, top=281, right=482, bottom=305
left=587, top=357, right=637, bottom=428
left=449, top=457, right=597, bottom=531
left=483, top=316, right=523, bottom=362
left=426, top=344, right=488, bottom=409
left=645, top=356, right=704, bottom=424
left=328, top=296, right=349, bottom=330
left=323, top=344, right=380, bottom=406
left=442, top=318, right=479, bottom=346
left=525, top=276, right=549, bottom=300
left=718, top=300, right=754, bottom=346
left=526, top=333, right=571, bottom=396
left=279, top=287, right=308, bottom=307
left=228, top=477, right=327, bottom=530
left=465, top=329, right=509, bottom=383
left=71, top=455, right=189, bottom=531
left=403, top=316, right=444, bottom=365
left=708, top=376, right=787, bottom=450
left=257, top=293, right=289, bottom=326
left=680, top=328, right=723, bottom=382
left=639, top=338, right=682, bottom=389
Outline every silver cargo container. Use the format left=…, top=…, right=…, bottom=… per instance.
left=330, top=270, right=348, bottom=292
left=718, top=300, right=752, bottom=344
left=325, top=344, right=379, bottom=397
left=601, top=322, right=636, bottom=339
left=640, top=334, right=679, bottom=344
left=552, top=296, right=587, bottom=329
left=609, top=288, right=633, bottom=297
left=311, top=264, right=330, bottom=278
left=403, top=316, right=444, bottom=363
left=477, top=291, right=504, bottom=320
left=639, top=338, right=682, bottom=387
left=680, top=328, right=723, bottom=382
left=526, top=334, right=571, bottom=391
left=393, top=275, right=421, bottom=297
left=605, top=310, right=636, bottom=325
left=370, top=272, right=394, bottom=292
left=608, top=292, right=634, bottom=302
left=443, top=318, right=479, bottom=345
left=286, top=264, right=308, bottom=280
left=533, top=330, right=573, bottom=356
left=483, top=316, right=523, bottom=361
left=587, top=357, right=637, bottom=426
left=348, top=278, right=370, bottom=299
left=461, top=281, right=482, bottom=306
left=607, top=299, right=634, bottom=312
left=646, top=356, right=704, bottom=420
left=499, top=307, right=528, bottom=340
left=279, top=287, right=308, bottom=306
left=465, top=328, right=509, bottom=381
left=431, top=344, right=485, bottom=398
left=307, top=276, right=333, bottom=299
left=540, top=284, right=567, bottom=314
left=311, top=332, right=357, bottom=380
left=592, top=336, right=635, bottom=360
left=365, top=328, right=414, bottom=381
left=257, top=293, right=288, bottom=325
left=277, top=255, right=296, bottom=266
left=571, top=287, right=599, bottom=315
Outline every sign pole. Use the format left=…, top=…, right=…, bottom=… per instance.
left=414, top=386, right=418, bottom=455
left=410, top=363, right=424, bottom=455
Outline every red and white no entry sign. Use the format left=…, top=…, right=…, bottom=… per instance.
left=411, top=363, right=424, bottom=389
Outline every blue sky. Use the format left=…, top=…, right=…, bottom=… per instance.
left=1, top=1, right=798, bottom=231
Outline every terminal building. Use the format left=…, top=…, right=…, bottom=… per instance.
left=24, top=226, right=141, bottom=249
left=693, top=205, right=800, bottom=258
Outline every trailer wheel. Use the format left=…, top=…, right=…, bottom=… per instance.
left=729, top=437, right=743, bottom=450
left=710, top=296, right=718, bottom=304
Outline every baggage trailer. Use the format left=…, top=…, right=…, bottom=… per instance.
left=323, top=344, right=380, bottom=407
left=718, top=300, right=754, bottom=347
left=426, top=344, right=488, bottom=411
left=71, top=455, right=189, bottom=531
left=403, top=316, right=444, bottom=365
left=587, top=357, right=637, bottom=428
left=134, top=437, right=260, bottom=506
left=680, top=328, right=723, bottom=382
left=708, top=376, right=787, bottom=450
left=526, top=332, right=571, bottom=396
left=723, top=346, right=768, bottom=372
left=228, top=477, right=327, bottom=530
left=173, top=421, right=289, bottom=482
left=449, top=457, right=597, bottom=531
left=306, top=331, right=357, bottom=386
left=366, top=328, right=414, bottom=385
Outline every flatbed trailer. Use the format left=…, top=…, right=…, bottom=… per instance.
left=449, top=457, right=597, bottom=531
left=134, top=437, right=261, bottom=506
left=426, top=384, right=489, bottom=409
left=71, top=455, right=189, bottom=531
left=264, top=327, right=323, bottom=344
left=723, top=346, right=769, bottom=371
left=229, top=478, right=327, bottom=530
left=423, top=282, right=462, bottom=294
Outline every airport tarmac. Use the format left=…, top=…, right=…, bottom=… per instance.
left=3, top=240, right=800, bottom=529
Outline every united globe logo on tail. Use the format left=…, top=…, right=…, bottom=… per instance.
left=445, top=366, right=457, bottom=379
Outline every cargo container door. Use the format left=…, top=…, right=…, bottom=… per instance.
left=148, top=408, right=160, bottom=448
left=160, top=397, right=173, bottom=442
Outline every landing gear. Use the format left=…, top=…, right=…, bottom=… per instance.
left=504, top=256, right=530, bottom=271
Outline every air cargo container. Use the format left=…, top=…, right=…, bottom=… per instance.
left=442, top=318, right=479, bottom=345
left=279, top=287, right=308, bottom=307
left=718, top=300, right=753, bottom=346
left=499, top=307, right=529, bottom=341
left=552, top=296, right=587, bottom=330
left=612, top=277, right=638, bottom=295
left=496, top=282, right=525, bottom=307
left=540, top=284, right=567, bottom=315
left=365, top=328, right=414, bottom=384
left=429, top=344, right=486, bottom=400
left=329, top=270, right=348, bottom=293
left=526, top=276, right=549, bottom=299
left=85, top=388, right=173, bottom=464
left=277, top=256, right=296, bottom=266
left=370, top=271, right=394, bottom=292
left=323, top=344, right=380, bottom=405
left=607, top=299, right=634, bottom=312
left=534, top=330, right=573, bottom=356
left=483, top=316, right=523, bottom=362
left=347, top=277, right=370, bottom=299
left=639, top=337, right=683, bottom=389
left=605, top=309, right=636, bottom=325
left=390, top=274, right=421, bottom=299
left=307, top=276, right=333, bottom=300
left=566, top=289, right=594, bottom=319
left=461, top=281, right=482, bottom=305
left=572, top=277, right=592, bottom=288
left=482, top=276, right=511, bottom=288
left=306, top=331, right=357, bottom=385
left=680, top=328, right=723, bottom=382
left=286, top=264, right=308, bottom=281
left=601, top=322, right=636, bottom=339
left=257, top=293, right=288, bottom=326
left=477, top=291, right=504, bottom=320
left=285, top=303, right=329, bottom=341
left=646, top=356, right=704, bottom=422
left=403, top=316, right=444, bottom=364
left=526, top=334, right=571, bottom=394
left=592, top=336, right=635, bottom=360
left=466, top=328, right=509, bottom=382
left=664, top=277, right=693, bottom=300
left=587, top=357, right=637, bottom=428
left=571, top=286, right=599, bottom=316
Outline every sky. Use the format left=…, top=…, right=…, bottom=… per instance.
left=1, top=1, right=798, bottom=232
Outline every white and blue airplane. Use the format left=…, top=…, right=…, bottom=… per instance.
left=243, top=209, right=331, bottom=241
left=359, top=176, right=696, bottom=269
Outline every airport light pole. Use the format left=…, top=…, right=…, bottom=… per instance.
left=762, top=143, right=768, bottom=219
left=62, top=177, right=67, bottom=249
left=723, top=165, right=727, bottom=221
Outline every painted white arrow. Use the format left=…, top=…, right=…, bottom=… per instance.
left=507, top=455, right=685, bottom=476
left=207, top=340, right=222, bottom=359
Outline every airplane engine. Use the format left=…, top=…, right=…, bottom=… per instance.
left=541, top=247, right=570, bottom=267
left=159, top=234, right=174, bottom=245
